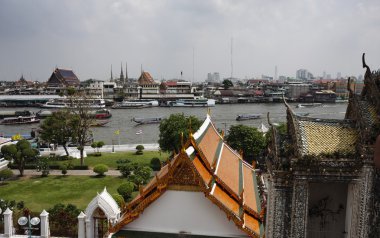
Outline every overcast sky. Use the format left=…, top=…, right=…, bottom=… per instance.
left=1, top=0, right=380, bottom=82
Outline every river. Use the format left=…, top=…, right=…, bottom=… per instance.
left=0, top=103, right=348, bottom=145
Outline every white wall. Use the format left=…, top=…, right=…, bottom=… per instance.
left=123, top=190, right=248, bottom=237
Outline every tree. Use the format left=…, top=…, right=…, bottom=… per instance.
left=225, top=125, right=266, bottom=164
left=91, top=141, right=105, bottom=155
left=1, top=140, right=38, bottom=176
left=222, top=79, right=234, bottom=89
left=159, top=113, right=202, bottom=153
left=118, top=160, right=152, bottom=186
left=39, top=110, right=77, bottom=156
left=66, top=91, right=95, bottom=166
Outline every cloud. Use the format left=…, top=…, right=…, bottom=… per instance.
left=0, top=0, right=380, bottom=81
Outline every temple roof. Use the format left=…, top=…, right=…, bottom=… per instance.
left=138, top=71, right=157, bottom=85
left=48, top=68, right=80, bottom=86
left=110, top=115, right=264, bottom=238
left=288, top=107, right=358, bottom=156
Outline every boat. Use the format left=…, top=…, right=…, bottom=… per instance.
left=0, top=110, right=33, bottom=119
left=112, top=99, right=159, bottom=109
left=112, top=103, right=151, bottom=109
left=296, top=103, right=322, bottom=108
left=167, top=98, right=215, bottom=107
left=90, top=109, right=112, bottom=119
left=0, top=116, right=40, bottom=125
left=236, top=114, right=262, bottom=121
left=41, top=98, right=106, bottom=109
left=90, top=120, right=110, bottom=127
left=122, top=99, right=159, bottom=107
left=132, top=117, right=163, bottom=125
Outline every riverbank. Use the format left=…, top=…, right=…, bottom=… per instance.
left=39, top=143, right=160, bottom=156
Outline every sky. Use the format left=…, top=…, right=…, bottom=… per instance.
left=1, top=0, right=380, bottom=82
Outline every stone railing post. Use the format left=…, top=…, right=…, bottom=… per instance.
left=78, top=212, right=86, bottom=238
left=3, top=208, right=13, bottom=238
left=40, top=210, right=50, bottom=238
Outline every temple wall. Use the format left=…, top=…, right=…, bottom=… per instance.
left=122, top=190, right=248, bottom=237
left=265, top=175, right=292, bottom=238
left=370, top=169, right=380, bottom=238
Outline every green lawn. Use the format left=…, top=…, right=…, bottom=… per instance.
left=0, top=175, right=127, bottom=211
left=0, top=151, right=170, bottom=212
left=53, top=150, right=170, bottom=169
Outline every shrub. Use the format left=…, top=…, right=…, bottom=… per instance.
left=150, top=157, right=161, bottom=171
left=117, top=182, right=134, bottom=201
left=60, top=165, right=68, bottom=175
left=112, top=193, right=125, bottom=208
left=0, top=169, right=14, bottom=181
left=135, top=145, right=144, bottom=155
left=48, top=203, right=80, bottom=237
left=93, top=164, right=108, bottom=176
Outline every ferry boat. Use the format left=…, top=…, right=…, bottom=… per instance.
left=41, top=98, right=106, bottom=109
left=0, top=110, right=32, bottom=119
left=0, top=116, right=40, bottom=125
left=167, top=98, right=215, bottom=107
left=112, top=99, right=158, bottom=109
left=236, top=114, right=262, bottom=121
left=132, top=117, right=163, bottom=124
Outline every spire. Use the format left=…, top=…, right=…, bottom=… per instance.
left=111, top=64, right=113, bottom=81
left=125, top=62, right=128, bottom=80
left=120, top=62, right=124, bottom=81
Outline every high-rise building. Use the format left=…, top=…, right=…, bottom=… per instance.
left=206, top=72, right=220, bottom=82
left=296, top=69, right=313, bottom=80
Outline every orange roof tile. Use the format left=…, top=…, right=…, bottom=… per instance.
left=212, top=185, right=240, bottom=216
left=197, top=123, right=223, bottom=167
left=192, top=156, right=212, bottom=185
left=243, top=164, right=260, bottom=214
left=215, top=145, right=240, bottom=196
left=244, top=213, right=262, bottom=236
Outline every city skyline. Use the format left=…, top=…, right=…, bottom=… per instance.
left=1, top=0, right=380, bottom=82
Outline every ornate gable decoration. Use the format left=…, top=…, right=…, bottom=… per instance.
left=85, top=187, right=121, bottom=224
left=345, top=54, right=380, bottom=147
left=110, top=114, right=265, bottom=238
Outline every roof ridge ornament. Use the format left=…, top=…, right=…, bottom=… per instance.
left=362, top=53, right=371, bottom=77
